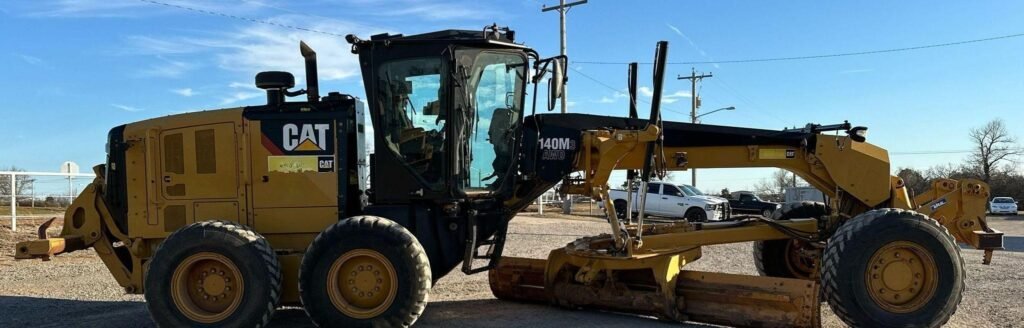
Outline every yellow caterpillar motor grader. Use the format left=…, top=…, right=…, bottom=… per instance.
left=13, top=26, right=1001, bottom=328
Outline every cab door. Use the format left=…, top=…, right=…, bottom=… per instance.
left=159, top=123, right=241, bottom=232
left=659, top=184, right=686, bottom=216
left=644, top=183, right=664, bottom=216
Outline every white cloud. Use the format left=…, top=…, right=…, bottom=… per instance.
left=638, top=87, right=690, bottom=104
left=639, top=86, right=654, bottom=97
left=111, top=103, right=144, bottom=112
left=123, top=35, right=204, bottom=55
left=137, top=57, right=195, bottom=78
left=666, top=22, right=720, bottom=68
left=171, top=88, right=196, bottom=97
left=138, top=15, right=380, bottom=83
left=29, top=0, right=262, bottom=18
left=220, top=91, right=262, bottom=105
left=375, top=2, right=497, bottom=21
left=597, top=96, right=615, bottom=104
left=667, top=23, right=685, bottom=38
left=839, top=68, right=873, bottom=74
left=17, top=54, right=44, bottom=66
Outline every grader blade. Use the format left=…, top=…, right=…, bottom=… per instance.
left=488, top=257, right=548, bottom=303
left=676, top=271, right=819, bottom=328
left=490, top=256, right=820, bottom=328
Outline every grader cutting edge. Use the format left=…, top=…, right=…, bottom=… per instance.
left=12, top=26, right=1001, bottom=328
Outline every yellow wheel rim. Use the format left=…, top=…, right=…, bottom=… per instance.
left=171, top=252, right=244, bottom=323
left=327, top=249, right=398, bottom=319
left=865, top=241, right=938, bottom=313
left=783, top=239, right=816, bottom=279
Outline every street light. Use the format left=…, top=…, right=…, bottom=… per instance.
left=695, top=106, right=736, bottom=120
left=691, top=106, right=736, bottom=187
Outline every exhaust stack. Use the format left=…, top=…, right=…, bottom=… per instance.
left=300, top=41, right=320, bottom=103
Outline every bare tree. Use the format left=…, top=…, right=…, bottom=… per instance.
left=896, top=167, right=930, bottom=196
left=0, top=166, right=36, bottom=205
left=753, top=169, right=805, bottom=200
left=968, top=119, right=1021, bottom=182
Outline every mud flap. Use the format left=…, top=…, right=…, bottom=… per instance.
left=490, top=256, right=820, bottom=328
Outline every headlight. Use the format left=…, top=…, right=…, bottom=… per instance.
left=705, top=204, right=717, bottom=211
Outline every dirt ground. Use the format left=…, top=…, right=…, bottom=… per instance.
left=2, top=213, right=1022, bottom=328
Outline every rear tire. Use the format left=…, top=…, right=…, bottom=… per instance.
left=145, top=220, right=281, bottom=327
left=299, top=216, right=431, bottom=328
left=822, top=209, right=964, bottom=328
left=613, top=199, right=628, bottom=221
left=754, top=202, right=827, bottom=279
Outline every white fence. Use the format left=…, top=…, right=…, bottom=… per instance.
left=1, top=171, right=96, bottom=232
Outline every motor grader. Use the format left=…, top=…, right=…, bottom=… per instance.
left=14, top=26, right=1002, bottom=328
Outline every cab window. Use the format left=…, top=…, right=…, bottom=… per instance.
left=662, top=184, right=683, bottom=197
left=377, top=57, right=446, bottom=189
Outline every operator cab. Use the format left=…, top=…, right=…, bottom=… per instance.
left=348, top=27, right=547, bottom=203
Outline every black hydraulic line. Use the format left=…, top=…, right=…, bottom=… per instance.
left=627, top=62, right=638, bottom=120
left=641, top=41, right=668, bottom=182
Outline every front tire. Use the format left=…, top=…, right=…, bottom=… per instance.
left=684, top=208, right=707, bottom=222
left=822, top=209, right=964, bottom=328
left=299, top=216, right=431, bottom=328
left=145, top=220, right=282, bottom=327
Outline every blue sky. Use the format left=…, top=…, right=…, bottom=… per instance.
left=2, top=0, right=1023, bottom=193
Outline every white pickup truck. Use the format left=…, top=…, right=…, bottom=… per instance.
left=604, top=182, right=730, bottom=222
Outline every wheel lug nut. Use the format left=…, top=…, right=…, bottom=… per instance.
left=879, top=289, right=885, bottom=294
left=374, top=287, right=380, bottom=292
left=375, top=271, right=381, bottom=276
left=219, top=271, right=225, bottom=276
left=359, top=292, right=365, bottom=297
left=348, top=279, right=355, bottom=285
left=377, top=278, right=383, bottom=284
left=367, top=292, right=373, bottom=297
left=204, top=295, right=209, bottom=300
left=358, top=266, right=364, bottom=271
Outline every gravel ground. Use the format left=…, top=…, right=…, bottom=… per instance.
left=2, top=214, right=1022, bottom=328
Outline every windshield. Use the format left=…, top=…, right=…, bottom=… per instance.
left=454, top=50, right=526, bottom=191
left=680, top=185, right=703, bottom=196
left=994, top=198, right=1015, bottom=203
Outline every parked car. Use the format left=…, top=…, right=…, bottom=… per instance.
left=726, top=191, right=780, bottom=217
left=989, top=197, right=1018, bottom=215
left=604, top=182, right=729, bottom=222
left=784, top=186, right=825, bottom=203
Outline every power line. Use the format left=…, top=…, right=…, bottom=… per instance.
left=137, top=0, right=345, bottom=37
left=575, top=31, right=1024, bottom=65
left=568, top=66, right=690, bottom=116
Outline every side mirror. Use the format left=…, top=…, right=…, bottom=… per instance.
left=547, top=58, right=565, bottom=111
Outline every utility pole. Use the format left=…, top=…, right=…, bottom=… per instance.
left=542, top=0, right=587, bottom=114
left=544, top=0, right=587, bottom=214
left=678, top=68, right=712, bottom=187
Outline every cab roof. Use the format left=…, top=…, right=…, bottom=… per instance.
left=367, top=29, right=527, bottom=49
